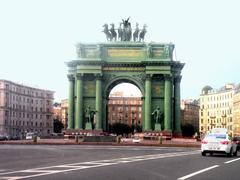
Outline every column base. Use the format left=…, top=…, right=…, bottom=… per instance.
left=161, top=130, right=172, bottom=138
left=85, top=122, right=93, bottom=130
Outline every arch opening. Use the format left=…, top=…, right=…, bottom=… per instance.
left=106, top=82, right=143, bottom=134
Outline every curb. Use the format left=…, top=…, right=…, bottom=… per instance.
left=0, top=141, right=200, bottom=148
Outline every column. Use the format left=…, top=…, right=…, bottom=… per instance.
left=67, top=75, right=74, bottom=129
left=95, top=75, right=102, bottom=130
left=144, top=75, right=152, bottom=131
left=174, top=76, right=182, bottom=134
left=164, top=75, right=172, bottom=131
left=75, top=74, right=83, bottom=129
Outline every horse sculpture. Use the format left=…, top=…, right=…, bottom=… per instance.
left=118, top=23, right=123, bottom=41
left=139, top=24, right=147, bottom=42
left=102, top=24, right=112, bottom=41
left=110, top=24, right=117, bottom=41
left=102, top=19, right=147, bottom=42
left=133, top=23, right=140, bottom=42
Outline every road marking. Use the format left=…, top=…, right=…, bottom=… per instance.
left=224, top=157, right=240, bottom=164
left=177, top=165, right=219, bottom=180
left=0, top=150, right=200, bottom=180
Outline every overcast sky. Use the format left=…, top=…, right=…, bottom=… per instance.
left=0, top=0, right=240, bottom=101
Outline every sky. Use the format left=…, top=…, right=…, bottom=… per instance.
left=0, top=0, right=240, bottom=102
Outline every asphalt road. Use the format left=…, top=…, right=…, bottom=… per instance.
left=0, top=145, right=239, bottom=180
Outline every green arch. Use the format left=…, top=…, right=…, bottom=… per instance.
left=66, top=42, right=184, bottom=136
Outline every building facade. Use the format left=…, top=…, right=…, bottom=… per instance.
left=60, top=99, right=68, bottom=129
left=233, top=88, right=240, bottom=136
left=52, top=99, right=68, bottom=129
left=0, top=80, right=54, bottom=138
left=53, top=103, right=61, bottom=119
left=181, top=99, right=199, bottom=133
left=108, top=93, right=142, bottom=127
left=199, top=84, right=240, bottom=136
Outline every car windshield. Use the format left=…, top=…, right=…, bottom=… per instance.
left=206, top=134, right=226, bottom=139
left=26, top=133, right=34, bottom=136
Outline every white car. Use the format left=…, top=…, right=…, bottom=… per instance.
left=201, top=133, right=238, bottom=157
left=26, top=132, right=35, bottom=140
left=132, top=137, right=141, bottom=143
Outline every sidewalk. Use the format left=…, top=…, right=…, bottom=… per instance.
left=0, top=138, right=201, bottom=148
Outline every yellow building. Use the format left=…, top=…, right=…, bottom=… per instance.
left=199, top=84, right=235, bottom=135
left=233, top=89, right=240, bottom=136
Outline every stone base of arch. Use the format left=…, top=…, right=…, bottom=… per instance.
left=64, top=129, right=103, bottom=136
left=173, top=131, right=182, bottom=138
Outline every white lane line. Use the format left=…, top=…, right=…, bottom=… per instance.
left=224, top=157, right=240, bottom=164
left=177, top=165, right=219, bottom=180
left=0, top=176, right=23, bottom=180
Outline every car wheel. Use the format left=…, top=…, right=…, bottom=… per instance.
left=210, top=152, right=213, bottom=156
left=233, top=149, right=238, bottom=157
left=227, top=148, right=233, bottom=157
left=201, top=152, right=206, bottom=156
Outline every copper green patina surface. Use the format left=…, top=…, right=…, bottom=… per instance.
left=66, top=42, right=184, bottom=135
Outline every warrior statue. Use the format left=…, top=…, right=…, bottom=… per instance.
left=85, top=106, right=97, bottom=123
left=152, top=107, right=163, bottom=124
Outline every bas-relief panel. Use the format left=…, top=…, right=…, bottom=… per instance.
left=152, top=82, right=164, bottom=97
left=83, top=81, right=95, bottom=97
left=107, top=48, right=145, bottom=59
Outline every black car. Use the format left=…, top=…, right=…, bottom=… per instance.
left=233, top=136, right=240, bottom=151
left=0, top=134, right=8, bottom=141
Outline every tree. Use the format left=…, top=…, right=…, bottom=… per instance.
left=181, top=123, right=195, bottom=137
left=109, top=122, right=132, bottom=136
left=53, top=119, right=64, bottom=133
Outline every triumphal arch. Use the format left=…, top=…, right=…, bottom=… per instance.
left=66, top=19, right=184, bottom=136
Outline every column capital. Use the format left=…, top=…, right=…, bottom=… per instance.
left=67, top=74, right=75, bottom=81
left=174, top=76, right=182, bottom=83
left=145, top=74, right=152, bottom=81
left=76, top=73, right=84, bottom=80
left=164, top=74, right=172, bottom=81
left=95, top=74, right=103, bottom=80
